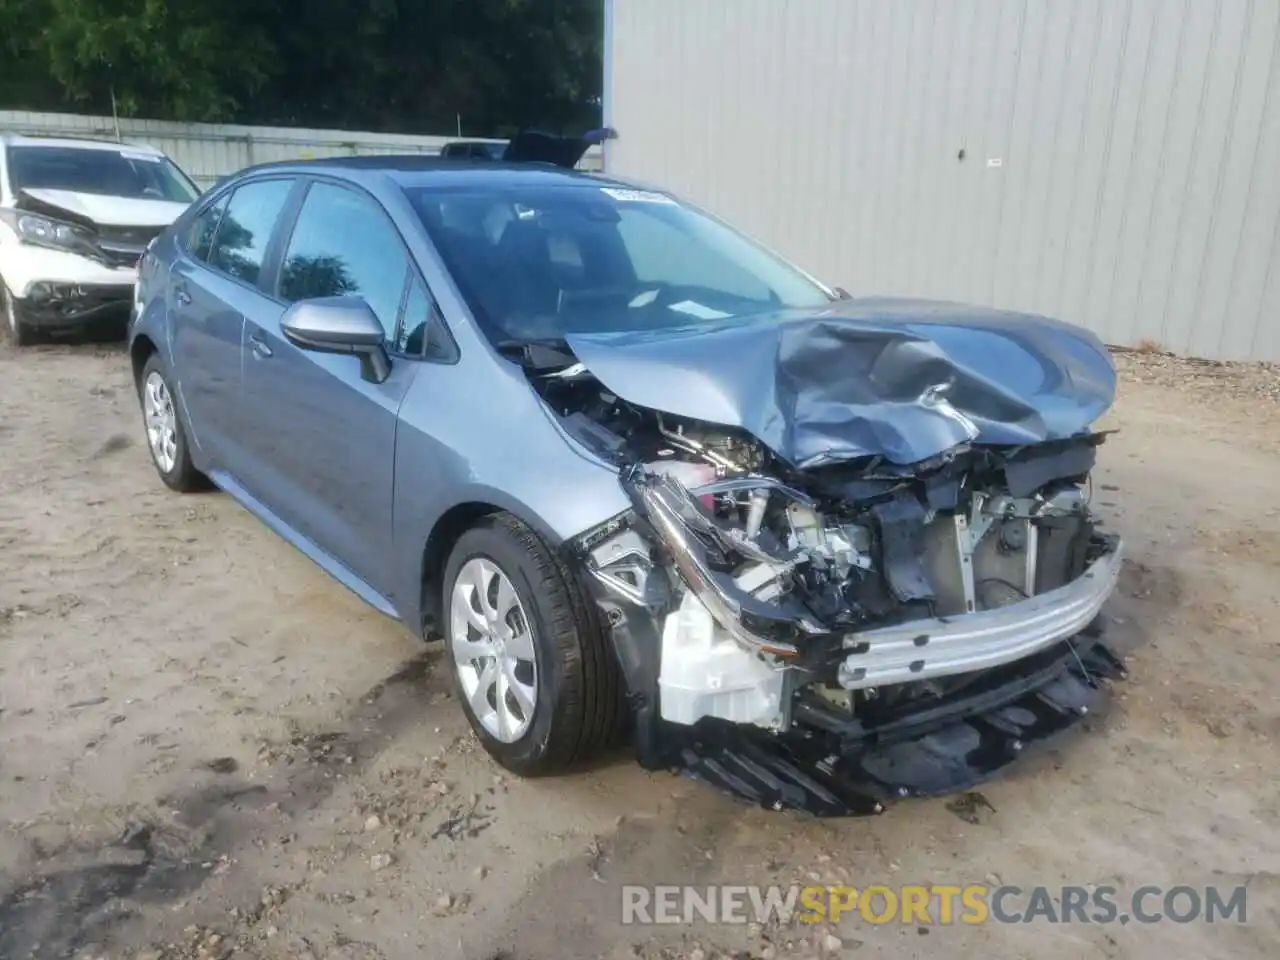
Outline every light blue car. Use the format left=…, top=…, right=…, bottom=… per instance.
left=129, top=143, right=1124, bottom=815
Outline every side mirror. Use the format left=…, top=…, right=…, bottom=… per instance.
left=280, top=297, right=391, bottom=383
left=833, top=286, right=853, bottom=301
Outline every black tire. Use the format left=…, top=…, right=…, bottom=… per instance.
left=442, top=513, right=626, bottom=776
left=3, top=283, right=36, bottom=347
left=137, top=353, right=206, bottom=492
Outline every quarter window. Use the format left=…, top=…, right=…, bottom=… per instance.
left=183, top=194, right=228, bottom=262
left=397, top=274, right=447, bottom=357
left=208, top=178, right=294, bottom=286
left=278, top=182, right=409, bottom=340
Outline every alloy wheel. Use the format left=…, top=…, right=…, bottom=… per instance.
left=143, top=370, right=178, bottom=473
left=449, top=557, right=539, bottom=742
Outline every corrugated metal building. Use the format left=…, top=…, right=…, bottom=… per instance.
left=0, top=110, right=602, bottom=189
left=604, top=0, right=1280, bottom=361
left=0, top=110, right=459, bottom=189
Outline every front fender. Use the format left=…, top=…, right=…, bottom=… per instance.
left=128, top=244, right=173, bottom=360
left=389, top=354, right=632, bottom=633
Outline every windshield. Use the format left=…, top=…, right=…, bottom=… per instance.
left=6, top=146, right=200, bottom=203
left=408, top=184, right=832, bottom=341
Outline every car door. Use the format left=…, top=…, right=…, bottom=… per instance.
left=239, top=179, right=421, bottom=601
left=168, top=177, right=296, bottom=476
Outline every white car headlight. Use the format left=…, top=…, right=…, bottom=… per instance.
left=15, top=213, right=91, bottom=251
left=0, top=208, right=96, bottom=255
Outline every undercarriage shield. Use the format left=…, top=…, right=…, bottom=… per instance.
left=662, top=635, right=1125, bottom=816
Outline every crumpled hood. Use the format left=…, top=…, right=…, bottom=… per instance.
left=564, top=298, right=1117, bottom=467
left=17, top=188, right=188, bottom=228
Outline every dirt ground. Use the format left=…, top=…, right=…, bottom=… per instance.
left=1, top=339, right=1277, bottom=960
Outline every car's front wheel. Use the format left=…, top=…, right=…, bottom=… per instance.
left=3, top=283, right=36, bottom=347
left=442, top=513, right=625, bottom=775
left=138, top=353, right=206, bottom=492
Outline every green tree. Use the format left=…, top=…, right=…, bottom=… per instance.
left=0, top=0, right=67, bottom=108
left=0, top=0, right=603, bottom=134
left=7, top=0, right=274, bottom=120
left=280, top=254, right=357, bottom=301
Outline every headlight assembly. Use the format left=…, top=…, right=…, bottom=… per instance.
left=0, top=209, right=98, bottom=257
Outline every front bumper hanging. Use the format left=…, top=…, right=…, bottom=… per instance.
left=15, top=281, right=134, bottom=329
left=617, top=472, right=1129, bottom=817
left=666, top=631, right=1126, bottom=816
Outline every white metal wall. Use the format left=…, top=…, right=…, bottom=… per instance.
left=0, top=110, right=602, bottom=188
left=606, top=0, right=1280, bottom=361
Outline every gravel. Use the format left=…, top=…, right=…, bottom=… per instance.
left=1111, top=347, right=1280, bottom=404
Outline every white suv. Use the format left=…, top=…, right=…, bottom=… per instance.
left=0, top=134, right=200, bottom=345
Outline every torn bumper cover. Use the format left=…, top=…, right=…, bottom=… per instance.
left=14, top=281, right=133, bottom=328
left=670, top=635, right=1125, bottom=816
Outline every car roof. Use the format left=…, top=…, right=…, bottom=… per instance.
left=0, top=133, right=166, bottom=155
left=224, top=154, right=642, bottom=191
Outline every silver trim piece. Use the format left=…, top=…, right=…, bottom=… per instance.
left=691, top=475, right=817, bottom=507
left=837, top=539, right=1123, bottom=690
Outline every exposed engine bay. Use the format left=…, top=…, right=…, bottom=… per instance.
left=509, top=323, right=1127, bottom=815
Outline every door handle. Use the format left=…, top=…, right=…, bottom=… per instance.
left=249, top=334, right=273, bottom=358
left=173, top=285, right=192, bottom=306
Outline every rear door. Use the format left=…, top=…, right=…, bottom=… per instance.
left=169, top=177, right=296, bottom=477
left=240, top=179, right=421, bottom=599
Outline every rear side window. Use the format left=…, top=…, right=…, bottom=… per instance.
left=278, top=182, right=409, bottom=339
left=183, top=194, right=228, bottom=262
left=208, top=179, right=294, bottom=286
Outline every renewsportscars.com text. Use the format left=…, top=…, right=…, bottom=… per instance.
left=621, top=884, right=1248, bottom=926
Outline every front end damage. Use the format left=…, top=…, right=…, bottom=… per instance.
left=2, top=190, right=170, bottom=332
left=534, top=307, right=1127, bottom=814
left=11, top=281, right=136, bottom=328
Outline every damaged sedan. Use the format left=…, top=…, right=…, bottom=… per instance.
left=1, top=134, right=200, bottom=345
left=129, top=143, right=1124, bottom=815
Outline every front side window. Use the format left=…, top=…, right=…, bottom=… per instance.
left=407, top=184, right=831, bottom=343
left=278, top=182, right=409, bottom=340
left=207, top=178, right=294, bottom=286
left=5, top=146, right=199, bottom=203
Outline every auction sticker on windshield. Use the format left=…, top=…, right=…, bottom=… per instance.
left=669, top=300, right=731, bottom=320
left=120, top=150, right=162, bottom=163
left=600, top=187, right=676, bottom=204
